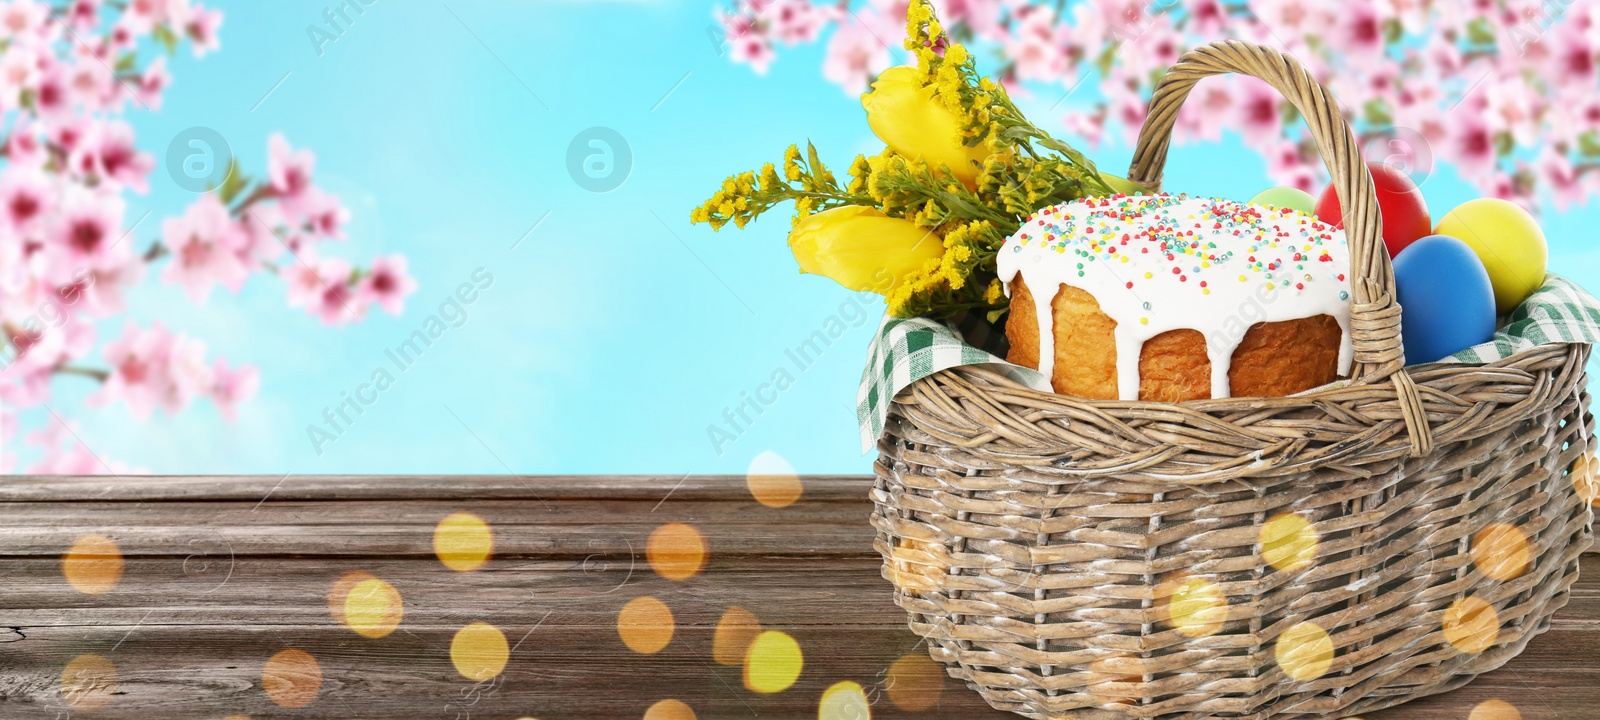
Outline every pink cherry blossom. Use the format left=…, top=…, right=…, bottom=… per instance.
left=0, top=0, right=50, bottom=41
left=1234, top=78, right=1283, bottom=142
left=299, top=187, right=349, bottom=240
left=723, top=0, right=1600, bottom=207
left=0, top=166, right=51, bottom=234
left=0, top=0, right=409, bottom=471
left=268, top=133, right=315, bottom=205
left=358, top=254, right=417, bottom=316
left=47, top=186, right=126, bottom=275
left=822, top=13, right=891, bottom=95
left=134, top=55, right=169, bottom=110
left=161, top=194, right=249, bottom=303
left=307, top=255, right=367, bottom=325
left=73, top=120, right=155, bottom=192
left=184, top=3, right=222, bottom=57
left=93, top=320, right=177, bottom=419
left=1003, top=6, right=1067, bottom=83
left=209, top=357, right=258, bottom=422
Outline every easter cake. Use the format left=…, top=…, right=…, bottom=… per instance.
left=998, top=192, right=1354, bottom=401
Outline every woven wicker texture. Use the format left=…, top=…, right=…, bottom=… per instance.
left=871, top=41, right=1597, bottom=720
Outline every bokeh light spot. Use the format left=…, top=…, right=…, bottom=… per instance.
left=262, top=648, right=322, bottom=708
left=435, top=512, right=493, bottom=572
left=744, top=630, right=804, bottom=694
left=747, top=450, right=802, bottom=508
left=327, top=570, right=377, bottom=626
left=1444, top=596, right=1500, bottom=654
left=1573, top=453, right=1599, bottom=507
left=647, top=523, right=706, bottom=581
left=1472, top=523, right=1531, bottom=581
left=1261, top=513, right=1319, bottom=572
left=1276, top=621, right=1334, bottom=681
left=886, top=653, right=943, bottom=711
left=643, top=699, right=697, bottom=720
left=618, top=596, right=675, bottom=654
left=451, top=622, right=510, bottom=681
left=1470, top=699, right=1523, bottom=720
left=60, top=654, right=117, bottom=710
left=344, top=577, right=404, bottom=638
left=819, top=681, right=872, bottom=720
left=62, top=534, right=122, bottom=595
left=713, top=606, right=763, bottom=666
left=888, top=537, right=946, bottom=593
left=1160, top=576, right=1227, bottom=638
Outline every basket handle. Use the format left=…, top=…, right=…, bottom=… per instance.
left=1127, top=41, right=1432, bottom=455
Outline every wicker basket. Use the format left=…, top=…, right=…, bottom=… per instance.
left=870, top=41, right=1595, bottom=720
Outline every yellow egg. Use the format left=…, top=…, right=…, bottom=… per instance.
left=1433, top=198, right=1547, bottom=313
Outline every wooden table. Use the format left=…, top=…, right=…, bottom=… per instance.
left=1, top=475, right=1595, bottom=719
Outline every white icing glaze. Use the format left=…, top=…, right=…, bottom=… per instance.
left=996, top=193, right=1353, bottom=400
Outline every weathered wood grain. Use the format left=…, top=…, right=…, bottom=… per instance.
left=0, top=475, right=1594, bottom=720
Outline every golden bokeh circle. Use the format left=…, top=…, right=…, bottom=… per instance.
left=888, top=537, right=946, bottom=593
left=1160, top=576, right=1228, bottom=638
left=747, top=450, right=802, bottom=508
left=647, top=523, right=707, bottom=581
left=327, top=570, right=378, bottom=626
left=262, top=648, right=322, bottom=708
left=435, top=512, right=494, bottom=572
left=712, top=606, right=763, bottom=666
left=60, top=653, right=117, bottom=710
left=1469, top=698, right=1523, bottom=720
left=62, top=534, right=123, bottom=595
left=344, top=577, right=404, bottom=638
left=1471, top=523, right=1532, bottom=581
left=643, top=698, right=697, bottom=720
left=451, top=622, right=510, bottom=681
left=886, top=652, right=943, bottom=711
left=819, top=681, right=872, bottom=720
left=1276, top=621, right=1334, bottom=681
left=743, top=630, right=804, bottom=694
left=1261, top=513, right=1319, bottom=573
left=1444, top=596, right=1500, bottom=654
left=1573, top=453, right=1599, bottom=507
left=223, top=715, right=252, bottom=720
left=618, top=596, right=675, bottom=654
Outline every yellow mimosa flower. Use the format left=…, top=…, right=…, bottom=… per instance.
left=862, top=66, right=990, bottom=186
left=787, top=206, right=942, bottom=295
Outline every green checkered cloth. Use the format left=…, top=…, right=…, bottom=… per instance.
left=857, top=273, right=1600, bottom=451
left=1443, top=274, right=1600, bottom=363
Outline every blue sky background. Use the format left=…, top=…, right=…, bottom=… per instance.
left=19, top=0, right=1599, bottom=475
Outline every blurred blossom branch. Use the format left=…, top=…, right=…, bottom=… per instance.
left=714, top=0, right=1600, bottom=210
left=0, top=0, right=417, bottom=473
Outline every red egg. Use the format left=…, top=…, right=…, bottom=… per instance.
left=1315, top=161, right=1431, bottom=258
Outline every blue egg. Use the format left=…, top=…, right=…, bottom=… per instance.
left=1393, top=235, right=1497, bottom=365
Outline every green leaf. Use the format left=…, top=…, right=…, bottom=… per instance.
left=153, top=24, right=179, bottom=56
left=1466, top=18, right=1496, bottom=46
left=115, top=53, right=137, bottom=73
left=1579, top=132, right=1600, bottom=157
left=1363, top=100, right=1393, bottom=127
left=218, top=159, right=249, bottom=204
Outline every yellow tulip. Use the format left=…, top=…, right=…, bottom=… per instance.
left=862, top=66, right=990, bottom=185
left=788, top=206, right=942, bottom=295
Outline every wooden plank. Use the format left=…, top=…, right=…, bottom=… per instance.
left=0, top=475, right=1594, bottom=720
